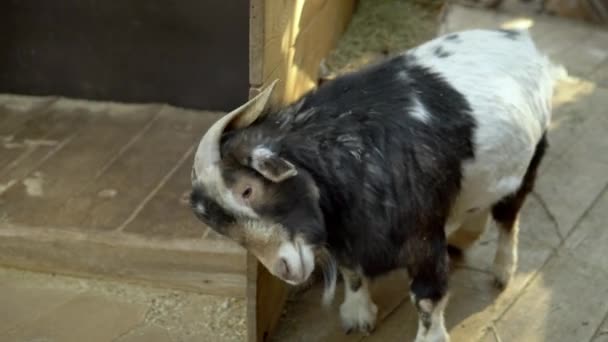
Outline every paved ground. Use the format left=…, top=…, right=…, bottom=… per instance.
left=1, top=3, right=607, bottom=342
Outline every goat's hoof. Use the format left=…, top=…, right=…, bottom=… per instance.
left=340, top=300, right=378, bottom=335
left=493, top=277, right=507, bottom=290
left=343, top=324, right=373, bottom=336
left=447, top=244, right=464, bottom=259
left=492, top=264, right=515, bottom=290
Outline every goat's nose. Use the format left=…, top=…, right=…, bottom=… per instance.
left=276, top=257, right=291, bottom=280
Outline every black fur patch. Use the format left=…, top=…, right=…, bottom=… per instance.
left=445, top=33, right=460, bottom=42
left=344, top=271, right=362, bottom=292
left=190, top=186, right=236, bottom=233
left=447, top=244, right=464, bottom=259
left=419, top=310, right=432, bottom=330
left=497, top=28, right=520, bottom=40
left=434, top=46, right=452, bottom=58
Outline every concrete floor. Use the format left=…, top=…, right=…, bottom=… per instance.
left=1, top=3, right=608, bottom=342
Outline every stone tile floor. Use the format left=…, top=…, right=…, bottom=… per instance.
left=1, top=3, right=608, bottom=342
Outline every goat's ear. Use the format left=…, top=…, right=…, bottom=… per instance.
left=250, top=147, right=297, bottom=183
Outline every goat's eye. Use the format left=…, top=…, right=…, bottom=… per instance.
left=242, top=186, right=253, bottom=199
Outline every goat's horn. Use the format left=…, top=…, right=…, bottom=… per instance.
left=193, top=80, right=278, bottom=184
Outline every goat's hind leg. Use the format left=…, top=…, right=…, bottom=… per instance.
left=491, top=133, right=548, bottom=288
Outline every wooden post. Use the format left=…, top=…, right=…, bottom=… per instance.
left=247, top=0, right=355, bottom=340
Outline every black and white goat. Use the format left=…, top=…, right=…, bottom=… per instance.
left=190, top=29, right=562, bottom=341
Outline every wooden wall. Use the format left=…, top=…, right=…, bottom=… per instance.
left=249, top=0, right=356, bottom=107
left=247, top=1, right=355, bottom=341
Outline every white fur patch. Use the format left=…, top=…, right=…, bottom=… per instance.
left=411, top=30, right=558, bottom=222
left=495, top=176, right=523, bottom=197
left=414, top=296, right=450, bottom=342
left=340, top=276, right=378, bottom=334
left=276, top=241, right=315, bottom=285
left=251, top=146, right=274, bottom=160
left=321, top=255, right=338, bottom=306
left=409, top=97, right=431, bottom=123
left=493, top=219, right=519, bottom=287
left=195, top=203, right=206, bottom=215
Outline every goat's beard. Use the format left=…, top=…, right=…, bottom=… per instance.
left=316, top=247, right=338, bottom=307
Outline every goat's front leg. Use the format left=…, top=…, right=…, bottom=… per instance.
left=407, top=232, right=451, bottom=342
left=339, top=267, right=378, bottom=335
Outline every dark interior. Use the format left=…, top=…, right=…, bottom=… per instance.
left=0, top=0, right=250, bottom=111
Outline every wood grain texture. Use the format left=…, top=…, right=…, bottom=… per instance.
left=247, top=1, right=355, bottom=341
left=0, top=98, right=248, bottom=299
left=250, top=0, right=355, bottom=106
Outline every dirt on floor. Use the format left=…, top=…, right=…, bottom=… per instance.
left=0, top=267, right=247, bottom=342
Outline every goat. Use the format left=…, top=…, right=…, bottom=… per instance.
left=190, top=29, right=562, bottom=341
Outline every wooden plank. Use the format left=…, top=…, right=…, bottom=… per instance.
left=68, top=107, right=213, bottom=231
left=247, top=1, right=354, bottom=341
left=120, top=117, right=220, bottom=239
left=246, top=254, right=260, bottom=342
left=249, top=0, right=265, bottom=87
left=252, top=261, right=291, bottom=342
left=284, top=0, right=355, bottom=102
left=0, top=95, right=57, bottom=135
left=0, top=96, right=58, bottom=171
left=1, top=99, right=97, bottom=192
left=253, top=0, right=355, bottom=107
left=0, top=223, right=247, bottom=297
left=0, top=101, right=159, bottom=228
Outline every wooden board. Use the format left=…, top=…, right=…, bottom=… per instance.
left=247, top=1, right=355, bottom=341
left=249, top=0, right=355, bottom=106
left=0, top=99, right=249, bottom=298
